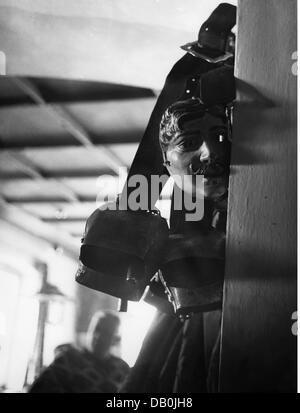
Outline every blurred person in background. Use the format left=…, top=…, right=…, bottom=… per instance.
left=29, top=311, right=129, bottom=393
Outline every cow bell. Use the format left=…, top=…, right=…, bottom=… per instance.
left=75, top=200, right=169, bottom=302
left=159, top=229, right=226, bottom=318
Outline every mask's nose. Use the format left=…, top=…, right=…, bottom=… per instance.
left=191, top=141, right=224, bottom=177
left=199, top=142, right=211, bottom=165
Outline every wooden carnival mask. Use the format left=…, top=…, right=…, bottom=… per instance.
left=159, top=98, right=231, bottom=201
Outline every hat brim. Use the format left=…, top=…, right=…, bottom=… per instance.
left=181, top=41, right=233, bottom=64
left=75, top=261, right=146, bottom=301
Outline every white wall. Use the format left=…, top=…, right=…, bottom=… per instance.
left=0, top=220, right=77, bottom=391
left=0, top=0, right=236, bottom=89
left=220, top=0, right=297, bottom=393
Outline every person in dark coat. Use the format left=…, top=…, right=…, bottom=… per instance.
left=29, top=311, right=129, bottom=393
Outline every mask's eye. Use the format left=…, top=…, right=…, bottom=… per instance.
left=218, top=133, right=226, bottom=143
left=177, top=136, right=200, bottom=152
left=210, top=128, right=228, bottom=144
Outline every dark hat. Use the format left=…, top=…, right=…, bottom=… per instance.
left=181, top=3, right=237, bottom=64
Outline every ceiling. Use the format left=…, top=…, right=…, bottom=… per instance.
left=0, top=77, right=156, bottom=247
left=0, top=0, right=236, bottom=256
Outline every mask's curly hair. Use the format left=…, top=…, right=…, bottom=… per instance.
left=159, top=98, right=226, bottom=154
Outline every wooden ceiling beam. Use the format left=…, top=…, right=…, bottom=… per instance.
left=12, top=78, right=125, bottom=175
left=0, top=168, right=116, bottom=180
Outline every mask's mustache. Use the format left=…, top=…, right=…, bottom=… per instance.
left=188, top=160, right=228, bottom=177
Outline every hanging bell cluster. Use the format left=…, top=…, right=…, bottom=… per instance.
left=76, top=201, right=226, bottom=318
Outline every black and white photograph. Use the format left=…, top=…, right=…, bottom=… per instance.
left=0, top=0, right=297, bottom=395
